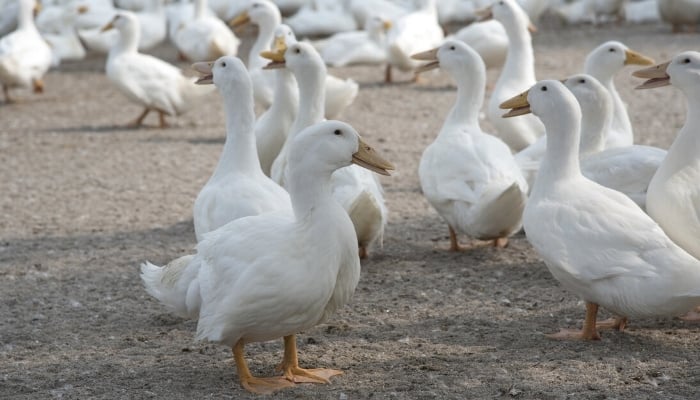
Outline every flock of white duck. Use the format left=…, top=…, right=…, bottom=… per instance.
left=2, top=0, right=700, bottom=395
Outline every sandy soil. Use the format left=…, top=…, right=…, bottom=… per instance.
left=1, top=21, right=699, bottom=399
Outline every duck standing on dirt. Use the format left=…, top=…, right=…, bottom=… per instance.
left=501, top=80, right=700, bottom=340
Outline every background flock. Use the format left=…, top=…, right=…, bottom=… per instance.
left=2, top=0, right=700, bottom=397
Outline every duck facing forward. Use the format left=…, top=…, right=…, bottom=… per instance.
left=141, top=120, right=393, bottom=394
left=501, top=80, right=700, bottom=340
left=413, top=40, right=528, bottom=251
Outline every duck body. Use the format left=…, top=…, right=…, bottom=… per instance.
left=502, top=80, right=700, bottom=340
left=417, top=41, right=527, bottom=249
left=644, top=51, right=700, bottom=260
left=657, top=0, right=700, bottom=32
left=0, top=0, right=53, bottom=101
left=42, top=6, right=87, bottom=64
left=104, top=12, right=209, bottom=126
left=285, top=0, right=357, bottom=37
left=142, top=120, right=393, bottom=393
left=386, top=0, right=444, bottom=75
left=173, top=0, right=239, bottom=62
left=268, top=42, right=387, bottom=257
left=486, top=0, right=544, bottom=151
left=192, top=56, right=291, bottom=241
left=318, top=16, right=389, bottom=67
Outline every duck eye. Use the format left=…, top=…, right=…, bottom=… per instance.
left=221, top=61, right=226, bottom=67
left=334, top=129, right=342, bottom=135
left=683, top=58, right=691, bottom=64
left=609, top=48, right=615, bottom=52
left=295, top=48, right=301, bottom=54
left=450, top=45, right=455, bottom=50
left=579, top=79, right=585, bottom=83
left=541, top=86, right=547, bottom=91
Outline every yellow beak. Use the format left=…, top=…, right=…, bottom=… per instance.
left=382, top=20, right=392, bottom=31
left=499, top=90, right=532, bottom=118
left=352, top=138, right=395, bottom=176
left=260, top=36, right=288, bottom=69
left=624, top=49, right=655, bottom=66
left=633, top=61, right=671, bottom=90
left=229, top=11, right=250, bottom=28
left=100, top=20, right=115, bottom=33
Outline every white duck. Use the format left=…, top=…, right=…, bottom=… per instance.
left=255, top=25, right=299, bottom=176
left=514, top=40, right=655, bottom=186
left=349, top=0, right=410, bottom=27
left=141, top=120, right=393, bottom=394
left=191, top=56, right=291, bottom=241
left=0, top=0, right=53, bottom=103
left=316, top=15, right=391, bottom=67
left=385, top=0, right=444, bottom=82
left=232, top=1, right=359, bottom=119
left=285, top=0, right=358, bottom=37
left=657, top=0, right=700, bottom=32
left=501, top=80, right=700, bottom=340
left=564, top=73, right=667, bottom=210
left=584, top=40, right=655, bottom=149
left=230, top=0, right=281, bottom=108
left=102, top=12, right=210, bottom=127
left=42, top=6, right=87, bottom=65
left=413, top=40, right=527, bottom=251
left=448, top=19, right=507, bottom=70
left=636, top=51, right=700, bottom=261
left=78, top=0, right=167, bottom=54
left=266, top=42, right=389, bottom=258
left=172, top=0, right=239, bottom=62
left=484, top=0, right=544, bottom=152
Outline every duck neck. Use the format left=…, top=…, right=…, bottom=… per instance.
left=578, top=100, right=611, bottom=156
left=441, top=67, right=484, bottom=137
left=111, top=25, right=140, bottom=56
left=535, top=108, right=582, bottom=188
left=213, top=87, right=263, bottom=177
left=194, top=0, right=207, bottom=19
left=287, top=163, right=335, bottom=220
left=500, top=23, right=535, bottom=88
left=17, top=0, right=37, bottom=31
left=249, top=17, right=280, bottom=70
left=665, top=92, right=700, bottom=168
left=269, top=69, right=299, bottom=121
left=289, top=67, right=325, bottom=139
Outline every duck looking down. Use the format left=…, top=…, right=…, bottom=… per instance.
left=500, top=80, right=700, bottom=340
left=141, top=120, right=393, bottom=394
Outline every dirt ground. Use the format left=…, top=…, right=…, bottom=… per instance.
left=1, top=20, right=699, bottom=400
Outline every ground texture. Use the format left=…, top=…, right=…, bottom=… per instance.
left=1, top=21, right=699, bottom=400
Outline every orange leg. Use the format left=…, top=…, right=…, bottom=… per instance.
left=32, top=78, right=44, bottom=94
left=448, top=226, right=463, bottom=252
left=494, top=237, right=509, bottom=248
left=547, top=302, right=602, bottom=341
left=278, top=335, right=342, bottom=384
left=359, top=246, right=368, bottom=259
left=232, top=339, right=294, bottom=394
left=596, top=316, right=628, bottom=331
left=384, top=64, right=392, bottom=83
left=128, top=108, right=150, bottom=128
left=158, top=110, right=169, bottom=128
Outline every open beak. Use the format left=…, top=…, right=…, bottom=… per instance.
left=100, top=18, right=116, bottom=33
left=382, top=20, right=392, bottom=31
left=411, top=47, right=440, bottom=73
left=625, top=49, right=655, bottom=66
left=500, top=89, right=532, bottom=118
left=352, top=138, right=395, bottom=176
left=192, top=62, right=214, bottom=85
left=229, top=11, right=250, bottom=28
left=474, top=6, right=493, bottom=21
left=261, top=36, right=287, bottom=70
left=633, top=61, right=671, bottom=89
